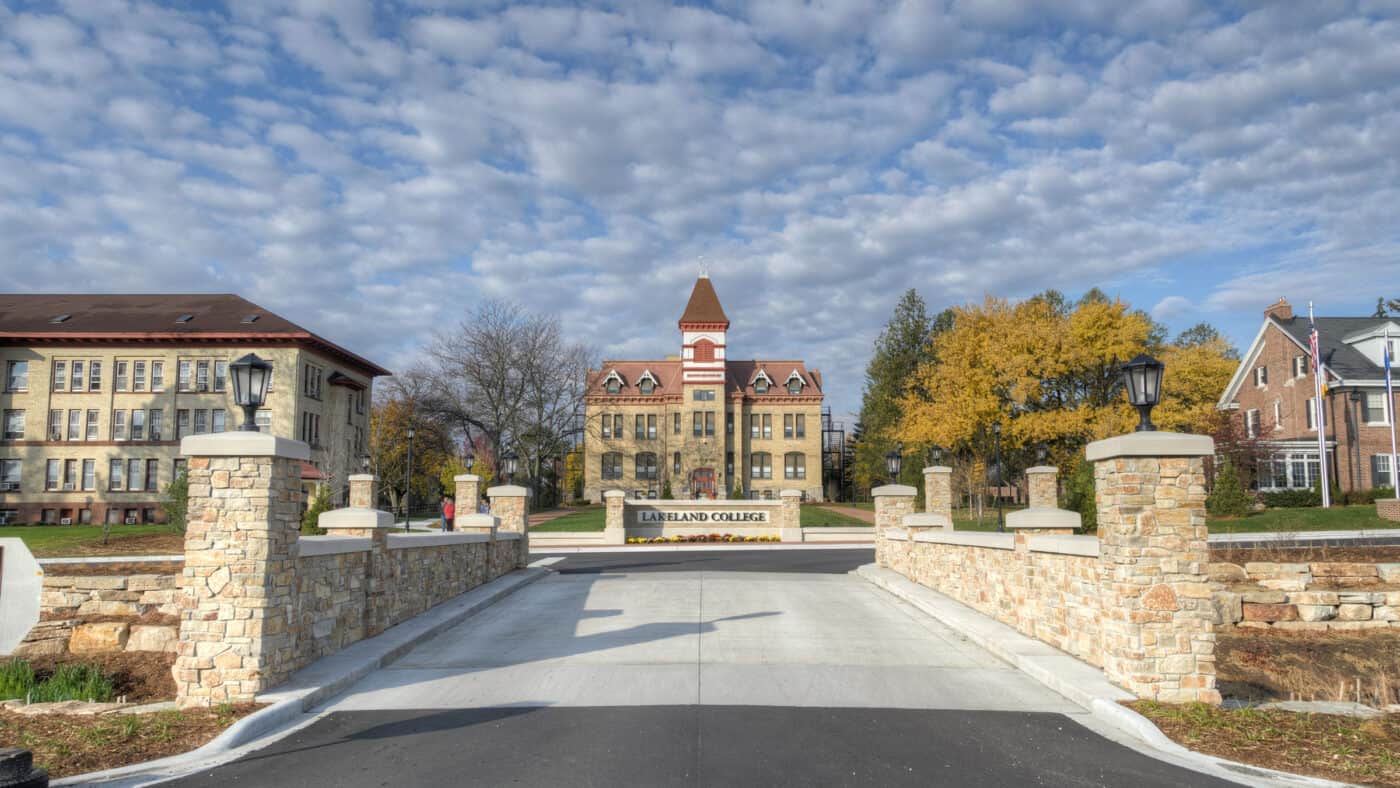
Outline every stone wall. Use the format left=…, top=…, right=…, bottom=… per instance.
left=1211, top=559, right=1400, bottom=630
left=14, top=568, right=182, bottom=657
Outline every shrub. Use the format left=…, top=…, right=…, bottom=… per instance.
left=732, top=483, right=744, bottom=500
left=0, top=659, right=36, bottom=700
left=28, top=663, right=115, bottom=703
left=1063, top=456, right=1097, bottom=532
left=1343, top=487, right=1396, bottom=505
left=1260, top=488, right=1320, bottom=508
left=301, top=484, right=333, bottom=535
left=161, top=466, right=190, bottom=533
left=660, top=480, right=673, bottom=500
left=1207, top=460, right=1253, bottom=517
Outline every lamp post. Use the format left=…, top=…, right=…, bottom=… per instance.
left=228, top=354, right=272, bottom=432
left=927, top=445, right=943, bottom=466
left=403, top=426, right=415, bottom=533
left=992, top=420, right=1004, bottom=532
left=1121, top=354, right=1165, bottom=432
left=361, top=455, right=370, bottom=473
left=503, top=450, right=518, bottom=485
left=884, top=442, right=903, bottom=486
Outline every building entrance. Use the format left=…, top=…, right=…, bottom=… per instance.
left=691, top=468, right=716, bottom=498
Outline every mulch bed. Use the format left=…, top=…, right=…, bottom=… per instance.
left=1130, top=701, right=1400, bottom=787
left=39, top=532, right=187, bottom=558
left=0, top=703, right=261, bottom=779
left=21, top=653, right=176, bottom=704
left=1217, top=629, right=1400, bottom=708
left=1211, top=545, right=1400, bottom=564
left=42, top=560, right=183, bottom=577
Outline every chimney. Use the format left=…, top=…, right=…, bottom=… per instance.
left=1264, top=297, right=1293, bottom=321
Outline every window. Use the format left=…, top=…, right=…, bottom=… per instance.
left=1293, top=355, right=1307, bottom=378
left=133, top=361, right=146, bottom=391
left=81, top=459, right=95, bottom=491
left=612, top=414, right=623, bottom=438
left=5, top=361, right=27, bottom=392
left=639, top=379, right=654, bottom=395
left=46, top=459, right=60, bottom=490
left=726, top=452, right=734, bottom=477
left=1254, top=366, right=1268, bottom=386
left=601, top=452, right=623, bottom=480
left=673, top=413, right=680, bottom=435
left=151, top=361, right=164, bottom=391
left=149, top=410, right=163, bottom=440
left=146, top=459, right=159, bottom=492
left=176, top=409, right=190, bottom=439
left=704, top=412, right=714, bottom=436
left=3, top=410, right=24, bottom=439
left=693, top=412, right=704, bottom=437
left=356, top=390, right=365, bottom=414
left=601, top=414, right=613, bottom=439
left=67, top=409, right=80, bottom=441
left=693, top=389, right=715, bottom=401
left=755, top=379, right=769, bottom=394
left=1259, top=451, right=1321, bottom=490
left=1363, top=392, right=1390, bottom=426
left=1373, top=455, right=1395, bottom=489
left=785, top=414, right=794, bottom=439
left=750, top=452, right=772, bottom=479
left=635, top=452, right=658, bottom=480
left=1, top=459, right=20, bottom=490
left=693, top=339, right=715, bottom=363
left=196, top=361, right=209, bottom=392
left=750, top=414, right=759, bottom=439
left=41, top=508, right=57, bottom=524
left=52, top=361, right=66, bottom=391
left=70, top=361, right=84, bottom=392
left=785, top=452, right=806, bottom=480
left=214, top=360, right=227, bottom=392
left=212, top=409, right=225, bottom=433
left=131, top=409, right=146, bottom=440
left=48, top=409, right=62, bottom=441
left=86, top=409, right=98, bottom=441
left=727, top=412, right=734, bottom=435
left=635, top=415, right=645, bottom=440
left=299, top=412, right=320, bottom=445
left=62, top=459, right=76, bottom=490
left=127, top=459, right=144, bottom=492
left=178, top=361, right=192, bottom=391
left=303, top=364, right=322, bottom=399
left=605, top=379, right=621, bottom=395
left=0, top=509, right=17, bottom=524
left=762, top=414, right=772, bottom=439
left=1306, top=398, right=1317, bottom=431
left=673, top=452, right=681, bottom=474
left=255, top=409, right=271, bottom=432
left=787, top=377, right=802, bottom=395
left=195, top=409, right=208, bottom=434
left=116, top=361, right=129, bottom=391
left=647, top=414, right=657, bottom=439
left=1245, top=408, right=1260, bottom=439
left=86, top=360, right=100, bottom=391
left=113, top=409, right=128, bottom=441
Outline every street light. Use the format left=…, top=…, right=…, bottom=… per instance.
left=361, top=455, right=370, bottom=473
left=1121, top=354, right=1165, bottom=432
left=884, top=442, right=903, bottom=485
left=1035, top=443, right=1048, bottom=464
left=503, top=450, right=518, bottom=484
left=228, top=353, right=272, bottom=432
left=403, top=426, right=415, bottom=533
left=927, top=445, right=943, bottom=466
left=992, top=421, right=1004, bottom=532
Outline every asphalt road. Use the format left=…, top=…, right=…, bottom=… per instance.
left=166, top=549, right=1239, bottom=787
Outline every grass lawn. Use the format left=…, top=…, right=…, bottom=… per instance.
left=0, top=524, right=181, bottom=558
left=799, top=506, right=868, bottom=527
left=531, top=508, right=606, bottom=532
left=1209, top=504, right=1399, bottom=534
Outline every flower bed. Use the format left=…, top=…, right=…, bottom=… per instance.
left=626, top=534, right=782, bottom=544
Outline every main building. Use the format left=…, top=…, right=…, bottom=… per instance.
left=583, top=274, right=824, bottom=502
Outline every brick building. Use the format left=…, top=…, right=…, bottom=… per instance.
left=582, top=274, right=824, bottom=501
left=0, top=294, right=389, bottom=525
left=1217, top=298, right=1398, bottom=493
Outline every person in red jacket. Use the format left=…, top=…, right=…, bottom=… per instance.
left=441, top=496, right=455, bottom=532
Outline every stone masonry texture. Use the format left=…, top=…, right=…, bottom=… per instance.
left=1026, top=467, right=1058, bottom=509
left=922, top=468, right=952, bottom=520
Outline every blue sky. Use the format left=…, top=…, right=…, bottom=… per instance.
left=2, top=1, right=1399, bottom=420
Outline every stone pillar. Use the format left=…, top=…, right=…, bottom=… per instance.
left=454, top=474, right=481, bottom=522
left=922, top=466, right=952, bottom=520
left=779, top=489, right=803, bottom=543
left=603, top=490, right=627, bottom=545
left=319, top=506, right=395, bottom=637
left=872, top=484, right=917, bottom=567
left=174, top=432, right=309, bottom=708
left=1026, top=466, right=1058, bottom=509
left=489, top=485, right=529, bottom=567
left=1088, top=431, right=1219, bottom=704
left=348, top=474, right=378, bottom=510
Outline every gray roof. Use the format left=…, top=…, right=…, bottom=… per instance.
left=1272, top=316, right=1389, bottom=380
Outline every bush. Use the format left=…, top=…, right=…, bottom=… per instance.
left=28, top=663, right=115, bottom=703
left=1342, top=487, right=1397, bottom=505
left=1206, top=460, right=1253, bottom=517
left=660, top=480, right=673, bottom=500
left=1063, top=456, right=1097, bottom=532
left=162, top=467, right=190, bottom=533
left=732, top=483, right=745, bottom=500
left=1260, top=488, right=1320, bottom=508
left=301, top=484, right=333, bottom=535
left=0, top=659, right=36, bottom=700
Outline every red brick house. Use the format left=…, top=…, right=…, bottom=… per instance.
left=1217, top=298, right=1398, bottom=493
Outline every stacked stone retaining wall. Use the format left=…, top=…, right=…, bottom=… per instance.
left=15, top=565, right=182, bottom=657
left=1211, top=560, right=1400, bottom=630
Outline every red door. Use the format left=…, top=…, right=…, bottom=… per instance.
left=691, top=468, right=716, bottom=499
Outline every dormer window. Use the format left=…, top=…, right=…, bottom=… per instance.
left=602, top=370, right=625, bottom=395
left=785, top=370, right=805, bottom=395
left=755, top=378, right=769, bottom=394
left=606, top=379, right=621, bottom=394
left=637, top=370, right=659, bottom=395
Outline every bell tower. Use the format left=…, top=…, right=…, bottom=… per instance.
left=679, top=273, right=728, bottom=384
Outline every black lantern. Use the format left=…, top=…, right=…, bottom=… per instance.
left=1121, top=354, right=1165, bottom=432
left=503, top=450, right=519, bottom=483
left=229, top=353, right=273, bottom=432
left=1035, top=443, right=1048, bottom=464
left=927, top=445, right=943, bottom=465
left=884, top=442, right=903, bottom=484
left=360, top=455, right=370, bottom=472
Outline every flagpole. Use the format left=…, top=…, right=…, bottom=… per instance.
left=1311, top=302, right=1331, bottom=508
left=1386, top=327, right=1398, bottom=499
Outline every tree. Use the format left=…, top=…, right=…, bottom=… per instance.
left=661, top=479, right=673, bottom=499
left=369, top=393, right=454, bottom=516
left=301, top=484, right=333, bottom=535
left=1376, top=297, right=1400, bottom=317
left=564, top=448, right=584, bottom=502
left=1153, top=330, right=1239, bottom=434
left=161, top=467, right=189, bottom=533
left=1206, top=460, right=1252, bottom=517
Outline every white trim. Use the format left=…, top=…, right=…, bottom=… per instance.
left=749, top=368, right=775, bottom=387
left=602, top=369, right=626, bottom=390
left=1341, top=321, right=1400, bottom=344
left=636, top=369, right=659, bottom=394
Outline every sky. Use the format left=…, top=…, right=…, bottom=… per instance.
left=2, top=1, right=1399, bottom=422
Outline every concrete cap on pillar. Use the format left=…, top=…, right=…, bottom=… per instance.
left=1005, top=507, right=1081, bottom=530
left=453, top=474, right=481, bottom=483
left=181, top=432, right=311, bottom=460
left=779, top=489, right=803, bottom=499
left=904, top=513, right=952, bottom=529
left=486, top=485, right=528, bottom=497
left=456, top=513, right=498, bottom=530
left=922, top=466, right=952, bottom=475
left=348, top=473, right=378, bottom=482
left=871, top=484, right=917, bottom=497
left=1024, top=466, right=1058, bottom=475
left=1085, top=431, right=1214, bottom=461
left=319, top=508, right=395, bottom=530
left=603, top=490, right=627, bottom=499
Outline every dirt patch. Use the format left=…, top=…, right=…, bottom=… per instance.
left=1211, top=545, right=1400, bottom=564
left=0, top=703, right=261, bottom=779
left=22, top=653, right=176, bottom=704
left=37, top=531, right=187, bottom=558
left=1217, top=629, right=1400, bottom=707
left=41, top=560, right=183, bottom=577
left=1130, top=701, right=1400, bottom=787
left=37, top=610, right=180, bottom=627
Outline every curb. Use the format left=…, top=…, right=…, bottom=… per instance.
left=59, top=566, right=550, bottom=786
left=855, top=564, right=1351, bottom=788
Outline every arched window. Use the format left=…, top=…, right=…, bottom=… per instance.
left=754, top=378, right=769, bottom=394
left=694, top=339, right=715, bottom=363
left=786, top=374, right=803, bottom=395
left=606, top=379, right=621, bottom=394
left=601, top=452, right=623, bottom=480
left=639, top=379, right=654, bottom=395
left=749, top=452, right=771, bottom=479
left=635, top=452, right=658, bottom=480
left=784, top=452, right=806, bottom=480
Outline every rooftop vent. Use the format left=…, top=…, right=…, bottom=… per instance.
left=175, top=314, right=194, bottom=324
left=241, top=314, right=260, bottom=324
left=49, top=314, right=71, bottom=324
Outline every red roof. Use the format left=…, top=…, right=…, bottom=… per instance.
left=299, top=461, right=328, bottom=481
left=678, top=276, right=729, bottom=326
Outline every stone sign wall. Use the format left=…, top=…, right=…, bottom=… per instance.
left=606, top=497, right=797, bottom=541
